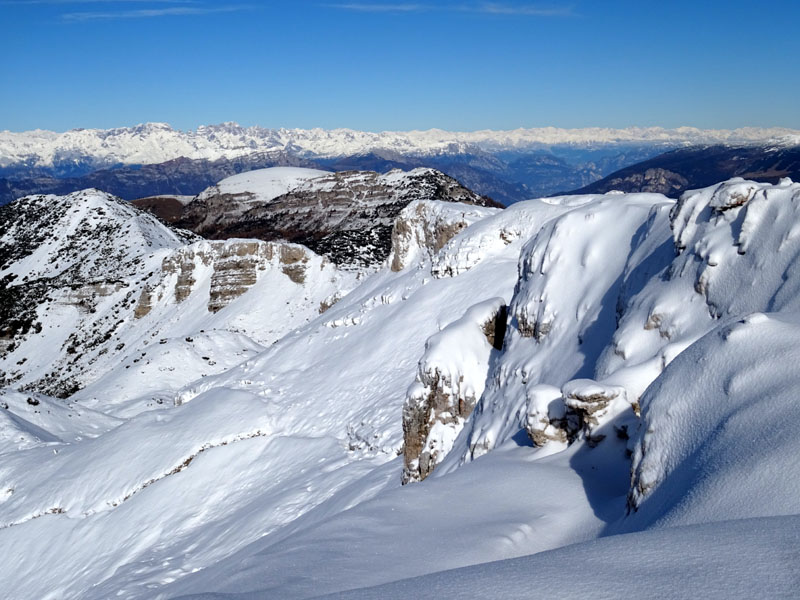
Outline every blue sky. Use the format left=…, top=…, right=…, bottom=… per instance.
left=2, top=0, right=799, bottom=132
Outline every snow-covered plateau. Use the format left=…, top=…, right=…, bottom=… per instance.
left=2, top=121, right=799, bottom=170
left=1, top=175, right=800, bottom=599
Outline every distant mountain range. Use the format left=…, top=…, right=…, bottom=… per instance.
left=0, top=151, right=318, bottom=205
left=3, top=122, right=798, bottom=170
left=1, top=123, right=798, bottom=205
left=569, top=144, right=800, bottom=196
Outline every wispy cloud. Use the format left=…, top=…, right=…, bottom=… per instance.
left=324, top=2, right=575, bottom=16
left=60, top=4, right=252, bottom=21
left=323, top=3, right=427, bottom=11
left=2, top=0, right=198, bottom=4
left=477, top=3, right=573, bottom=16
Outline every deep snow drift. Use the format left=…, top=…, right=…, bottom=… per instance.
left=1, top=178, right=800, bottom=599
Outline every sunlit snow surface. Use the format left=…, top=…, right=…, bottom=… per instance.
left=2, top=179, right=800, bottom=599
left=2, top=122, right=800, bottom=168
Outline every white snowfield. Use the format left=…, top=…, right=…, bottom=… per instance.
left=1, top=178, right=800, bottom=599
left=2, top=121, right=800, bottom=169
left=194, top=167, right=330, bottom=205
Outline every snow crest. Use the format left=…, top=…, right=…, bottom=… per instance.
left=3, top=178, right=800, bottom=599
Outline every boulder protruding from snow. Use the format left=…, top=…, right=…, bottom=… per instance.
left=525, top=379, right=638, bottom=450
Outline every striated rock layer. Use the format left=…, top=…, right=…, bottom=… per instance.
left=0, top=189, right=347, bottom=400
left=135, top=240, right=318, bottom=317
left=174, top=167, right=501, bottom=267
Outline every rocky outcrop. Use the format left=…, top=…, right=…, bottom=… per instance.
left=175, top=168, right=499, bottom=268
left=388, top=200, right=499, bottom=272
left=525, top=379, right=639, bottom=450
left=135, top=240, right=317, bottom=317
left=130, top=195, right=192, bottom=224
left=587, top=168, right=689, bottom=196
left=402, top=298, right=507, bottom=484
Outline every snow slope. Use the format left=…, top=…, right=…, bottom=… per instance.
left=0, top=190, right=352, bottom=405
left=193, top=167, right=329, bottom=206
left=320, top=515, right=800, bottom=600
left=0, top=198, right=532, bottom=599
left=3, top=178, right=800, bottom=599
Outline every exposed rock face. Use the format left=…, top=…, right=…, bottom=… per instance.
left=525, top=379, right=638, bottom=450
left=388, top=200, right=500, bottom=272
left=579, top=168, right=689, bottom=197
left=175, top=168, right=500, bottom=268
left=135, top=239, right=316, bottom=317
left=402, top=298, right=507, bottom=484
left=130, top=195, right=193, bottom=224
left=0, top=189, right=346, bottom=399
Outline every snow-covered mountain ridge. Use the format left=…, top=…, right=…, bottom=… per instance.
left=2, top=177, right=800, bottom=598
left=2, top=122, right=798, bottom=170
left=166, top=167, right=498, bottom=267
left=0, top=189, right=351, bottom=403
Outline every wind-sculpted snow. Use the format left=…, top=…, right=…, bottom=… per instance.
left=3, top=178, right=800, bottom=599
left=449, top=178, right=800, bottom=491
left=588, top=179, right=800, bottom=400
left=625, top=313, right=800, bottom=529
left=429, top=196, right=585, bottom=278
left=319, top=516, right=800, bottom=600
left=448, top=193, right=673, bottom=465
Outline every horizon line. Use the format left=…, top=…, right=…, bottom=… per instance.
left=3, top=122, right=800, bottom=136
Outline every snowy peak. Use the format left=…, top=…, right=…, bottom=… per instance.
left=185, top=166, right=331, bottom=229
left=3, top=122, right=799, bottom=171
left=0, top=190, right=197, bottom=394
left=0, top=189, right=349, bottom=400
left=194, top=166, right=331, bottom=205
left=0, top=189, right=193, bottom=283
